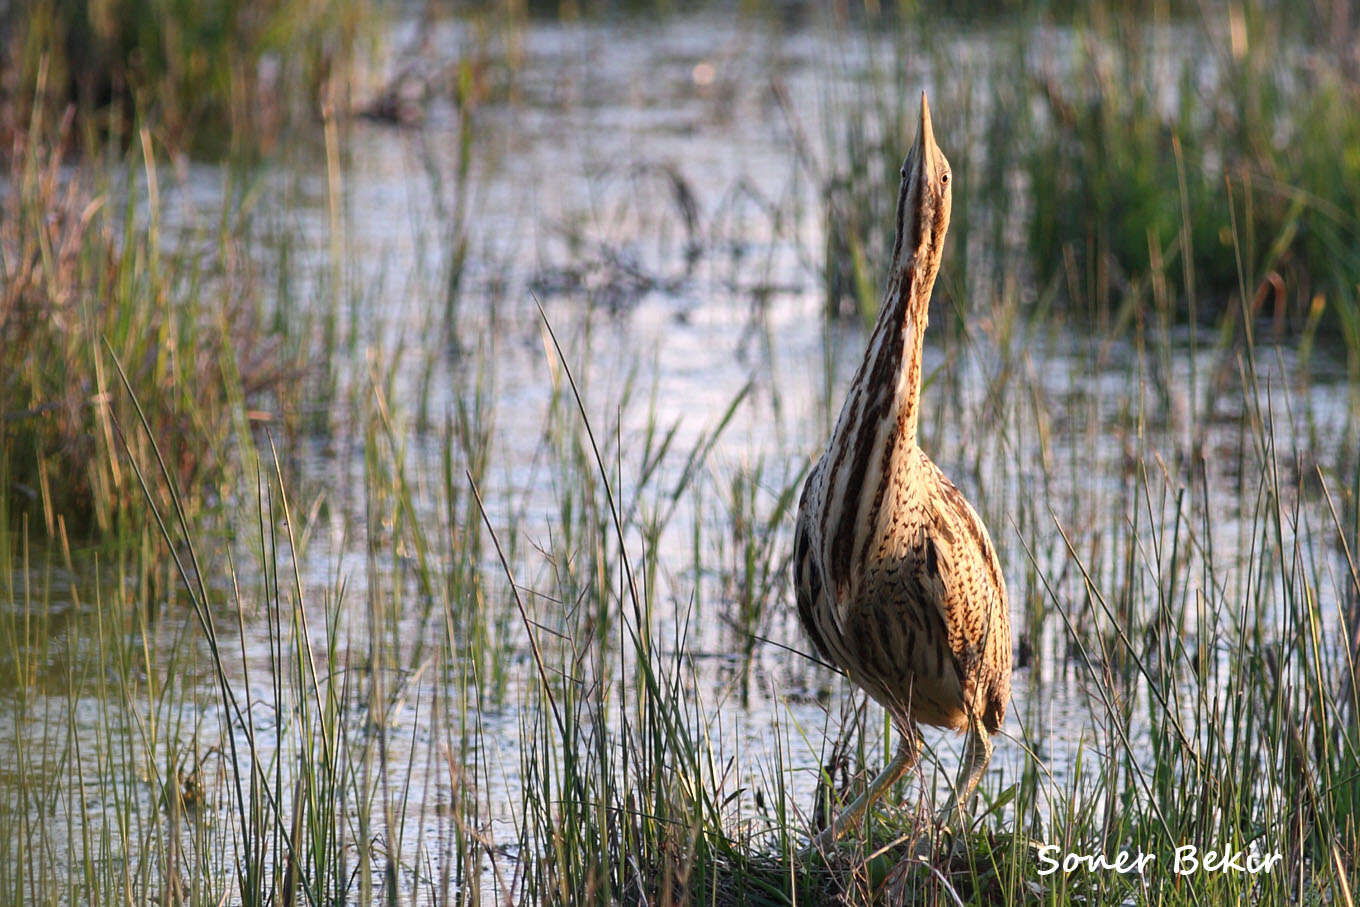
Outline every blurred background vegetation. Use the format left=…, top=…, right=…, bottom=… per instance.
left=812, top=0, right=1360, bottom=360
left=0, top=0, right=365, bottom=533
left=0, top=0, right=1354, bottom=522
left=1, top=0, right=369, bottom=154
left=3, top=0, right=1358, bottom=536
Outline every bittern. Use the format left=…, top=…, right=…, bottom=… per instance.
left=793, top=92, right=1011, bottom=851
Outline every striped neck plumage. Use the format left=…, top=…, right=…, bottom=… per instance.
left=873, top=252, right=939, bottom=446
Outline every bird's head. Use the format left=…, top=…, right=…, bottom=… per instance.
left=889, top=91, right=952, bottom=281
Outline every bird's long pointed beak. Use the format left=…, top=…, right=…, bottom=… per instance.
left=919, top=91, right=935, bottom=154
left=913, top=90, right=937, bottom=182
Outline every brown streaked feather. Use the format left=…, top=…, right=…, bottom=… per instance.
left=791, top=95, right=1011, bottom=742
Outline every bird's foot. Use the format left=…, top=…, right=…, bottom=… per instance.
left=907, top=822, right=959, bottom=862
left=932, top=791, right=977, bottom=838
left=915, top=826, right=974, bottom=861
left=907, top=802, right=981, bottom=866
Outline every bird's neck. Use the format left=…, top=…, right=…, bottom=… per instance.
left=816, top=258, right=938, bottom=595
left=820, top=257, right=940, bottom=492
left=862, top=260, right=936, bottom=446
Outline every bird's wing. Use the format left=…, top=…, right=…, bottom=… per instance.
left=929, top=473, right=1012, bottom=731
left=793, top=466, right=837, bottom=667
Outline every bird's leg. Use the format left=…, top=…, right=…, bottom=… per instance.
left=806, top=725, right=919, bottom=855
left=937, top=712, right=992, bottom=830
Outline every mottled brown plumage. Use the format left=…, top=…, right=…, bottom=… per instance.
left=794, top=92, right=1011, bottom=849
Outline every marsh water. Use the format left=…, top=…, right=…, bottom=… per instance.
left=7, top=11, right=1356, bottom=900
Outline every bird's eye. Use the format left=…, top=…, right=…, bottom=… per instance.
left=941, top=171, right=951, bottom=185
left=900, top=166, right=908, bottom=179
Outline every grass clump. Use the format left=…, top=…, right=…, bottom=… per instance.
left=0, top=110, right=303, bottom=535
left=1027, top=5, right=1360, bottom=343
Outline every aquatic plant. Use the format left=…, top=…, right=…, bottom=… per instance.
left=0, top=108, right=306, bottom=534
